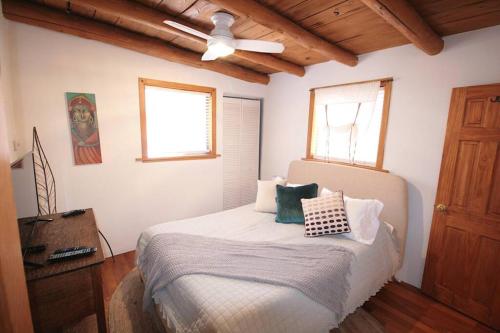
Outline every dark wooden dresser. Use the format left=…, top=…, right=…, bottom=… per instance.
left=19, top=209, right=106, bottom=333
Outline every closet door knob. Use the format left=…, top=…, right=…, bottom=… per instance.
left=435, top=204, right=447, bottom=212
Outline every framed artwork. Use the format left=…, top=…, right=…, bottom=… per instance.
left=65, top=92, right=102, bottom=165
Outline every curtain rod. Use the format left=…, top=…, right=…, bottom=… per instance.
left=310, top=77, right=393, bottom=91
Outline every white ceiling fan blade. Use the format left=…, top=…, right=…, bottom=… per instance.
left=201, top=49, right=219, bottom=61
left=164, top=20, right=212, bottom=41
left=234, top=39, right=285, bottom=53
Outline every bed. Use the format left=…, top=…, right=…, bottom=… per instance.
left=136, top=160, right=408, bottom=333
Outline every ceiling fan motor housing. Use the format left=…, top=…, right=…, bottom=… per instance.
left=210, top=12, right=235, bottom=39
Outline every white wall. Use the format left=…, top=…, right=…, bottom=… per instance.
left=261, top=25, right=500, bottom=287
left=0, top=15, right=24, bottom=162
left=4, top=11, right=499, bottom=287
left=4, top=20, right=266, bottom=255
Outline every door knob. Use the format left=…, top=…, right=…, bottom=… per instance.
left=435, top=204, right=447, bottom=212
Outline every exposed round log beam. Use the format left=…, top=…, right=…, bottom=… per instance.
left=2, top=0, right=270, bottom=84
left=359, top=0, right=444, bottom=55
left=70, top=0, right=305, bottom=77
left=209, top=0, right=358, bottom=67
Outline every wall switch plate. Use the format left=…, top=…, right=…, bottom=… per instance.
left=12, top=140, right=22, bottom=152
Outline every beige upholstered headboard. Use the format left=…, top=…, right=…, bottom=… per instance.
left=287, top=160, right=408, bottom=262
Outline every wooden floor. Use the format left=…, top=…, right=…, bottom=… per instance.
left=102, top=251, right=136, bottom=318
left=102, top=251, right=496, bottom=333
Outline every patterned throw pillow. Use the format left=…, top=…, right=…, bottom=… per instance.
left=301, top=191, right=351, bottom=237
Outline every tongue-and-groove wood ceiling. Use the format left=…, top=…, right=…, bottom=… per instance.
left=3, top=0, right=500, bottom=84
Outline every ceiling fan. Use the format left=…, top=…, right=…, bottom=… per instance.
left=164, top=12, right=285, bottom=61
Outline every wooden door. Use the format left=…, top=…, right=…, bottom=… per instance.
left=422, top=83, right=500, bottom=329
left=0, top=91, right=34, bottom=330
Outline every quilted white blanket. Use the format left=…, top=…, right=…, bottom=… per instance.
left=137, top=204, right=399, bottom=333
left=139, top=233, right=353, bottom=318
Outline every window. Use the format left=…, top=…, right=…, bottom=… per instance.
left=306, top=79, right=392, bottom=170
left=139, top=78, right=217, bottom=161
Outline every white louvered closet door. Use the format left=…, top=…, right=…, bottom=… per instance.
left=223, top=97, right=261, bottom=210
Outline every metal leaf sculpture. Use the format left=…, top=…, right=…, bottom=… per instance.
left=32, top=127, right=57, bottom=215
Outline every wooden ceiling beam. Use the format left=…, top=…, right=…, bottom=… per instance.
left=69, top=0, right=305, bottom=77
left=1, top=0, right=269, bottom=85
left=209, top=0, right=358, bottom=67
left=233, top=50, right=304, bottom=76
left=359, top=0, right=444, bottom=55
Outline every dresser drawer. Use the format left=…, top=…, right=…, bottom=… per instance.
left=28, top=266, right=96, bottom=332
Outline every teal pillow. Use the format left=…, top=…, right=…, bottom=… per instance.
left=275, top=183, right=318, bottom=224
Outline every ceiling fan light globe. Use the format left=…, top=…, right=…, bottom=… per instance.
left=207, top=39, right=235, bottom=58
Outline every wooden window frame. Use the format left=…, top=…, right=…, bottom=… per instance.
left=138, top=78, right=218, bottom=162
left=305, top=78, right=393, bottom=172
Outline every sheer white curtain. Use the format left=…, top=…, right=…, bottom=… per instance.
left=311, top=81, right=383, bottom=166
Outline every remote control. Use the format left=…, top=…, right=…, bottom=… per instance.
left=61, top=209, right=86, bottom=218
left=22, top=244, right=47, bottom=254
left=48, top=247, right=96, bottom=263
left=54, top=246, right=88, bottom=254
left=23, top=217, right=54, bottom=225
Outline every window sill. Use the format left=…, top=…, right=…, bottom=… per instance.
left=136, top=153, right=221, bottom=163
left=302, top=158, right=389, bottom=173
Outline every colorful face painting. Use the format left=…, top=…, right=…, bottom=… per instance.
left=65, top=92, right=102, bottom=165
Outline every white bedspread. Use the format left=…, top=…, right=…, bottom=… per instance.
left=136, top=204, right=399, bottom=333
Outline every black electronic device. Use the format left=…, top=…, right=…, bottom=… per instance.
left=61, top=209, right=86, bottom=218
left=23, top=260, right=45, bottom=268
left=54, top=246, right=87, bottom=254
left=22, top=244, right=47, bottom=254
left=48, top=247, right=96, bottom=263
left=23, top=217, right=54, bottom=225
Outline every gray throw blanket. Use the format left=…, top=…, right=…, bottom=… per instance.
left=138, top=233, right=354, bottom=319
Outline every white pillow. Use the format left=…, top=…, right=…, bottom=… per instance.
left=273, top=176, right=286, bottom=182
left=286, top=183, right=304, bottom=187
left=255, top=179, right=286, bottom=213
left=321, top=188, right=383, bottom=245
